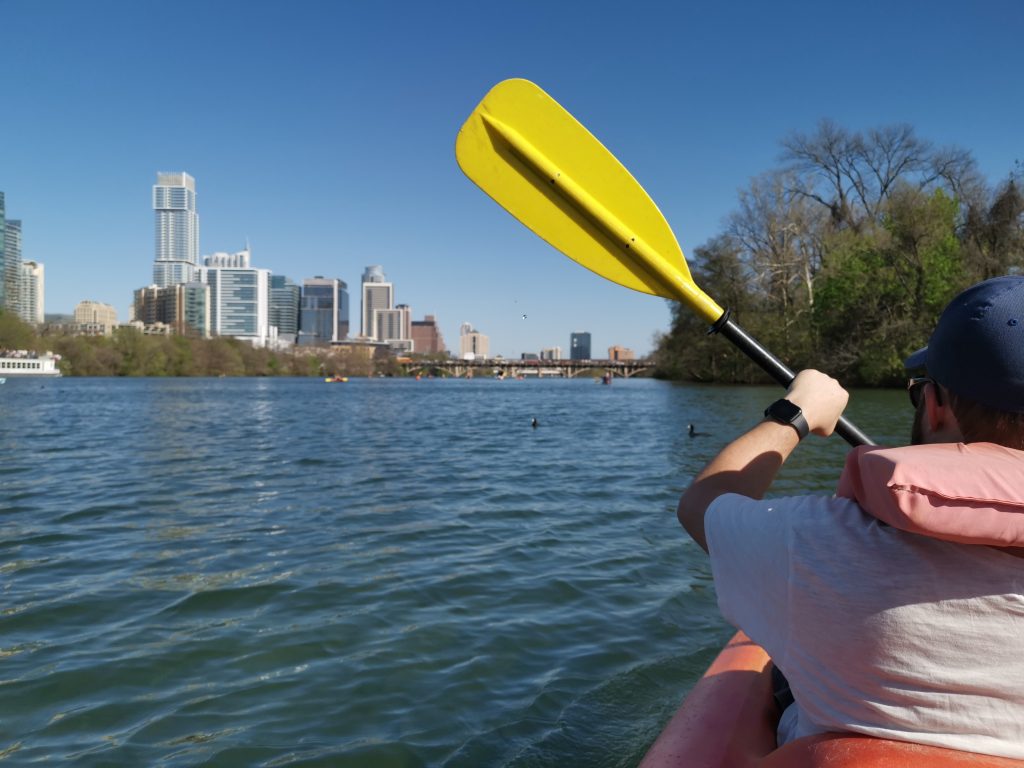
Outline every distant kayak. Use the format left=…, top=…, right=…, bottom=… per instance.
left=640, top=632, right=1024, bottom=768
left=324, top=376, right=348, bottom=383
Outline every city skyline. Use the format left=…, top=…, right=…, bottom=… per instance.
left=2, top=1, right=1022, bottom=357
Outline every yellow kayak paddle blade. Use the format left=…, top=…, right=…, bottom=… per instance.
left=455, top=78, right=724, bottom=325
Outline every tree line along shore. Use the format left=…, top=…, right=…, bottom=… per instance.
left=0, top=312, right=411, bottom=378
left=651, top=120, right=1023, bottom=387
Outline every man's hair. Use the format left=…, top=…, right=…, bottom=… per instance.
left=948, top=391, right=1024, bottom=449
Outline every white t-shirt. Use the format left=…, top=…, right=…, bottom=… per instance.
left=705, top=492, right=1024, bottom=759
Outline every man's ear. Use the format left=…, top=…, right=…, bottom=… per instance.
left=927, top=384, right=963, bottom=441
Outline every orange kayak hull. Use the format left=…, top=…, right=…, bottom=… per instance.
left=640, top=632, right=1023, bottom=768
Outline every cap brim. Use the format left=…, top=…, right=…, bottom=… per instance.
left=904, top=346, right=928, bottom=370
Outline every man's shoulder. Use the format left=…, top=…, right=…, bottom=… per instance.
left=706, top=492, right=871, bottom=557
left=707, top=492, right=862, bottom=525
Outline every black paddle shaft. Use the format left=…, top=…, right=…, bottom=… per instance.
left=712, top=314, right=876, bottom=447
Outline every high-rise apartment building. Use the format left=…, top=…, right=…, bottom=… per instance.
left=298, top=277, right=349, bottom=346
left=0, top=192, right=5, bottom=310
left=411, top=314, right=446, bottom=354
left=459, top=322, right=489, bottom=360
left=3, top=218, right=22, bottom=316
left=360, top=265, right=394, bottom=339
left=153, top=172, right=199, bottom=287
left=270, top=275, right=301, bottom=345
left=570, top=332, right=592, bottom=361
left=133, top=283, right=210, bottom=337
left=540, top=347, right=562, bottom=360
left=18, top=261, right=44, bottom=325
left=197, top=252, right=270, bottom=346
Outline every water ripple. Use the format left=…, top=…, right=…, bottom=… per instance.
left=0, top=377, right=912, bottom=765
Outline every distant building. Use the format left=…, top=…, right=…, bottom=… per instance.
left=153, top=172, right=199, bottom=287
left=298, top=276, right=349, bottom=346
left=3, top=217, right=21, bottom=316
left=18, top=261, right=44, bottom=325
left=608, top=345, right=635, bottom=361
left=197, top=254, right=270, bottom=346
left=0, top=192, right=5, bottom=310
left=411, top=314, right=446, bottom=354
left=74, top=300, right=118, bottom=335
left=375, top=303, right=411, bottom=350
left=270, top=275, right=301, bottom=345
left=521, top=353, right=539, bottom=361
left=203, top=249, right=250, bottom=268
left=133, top=282, right=210, bottom=337
left=570, top=332, right=591, bottom=361
left=459, top=322, right=489, bottom=360
left=540, top=346, right=561, bottom=360
left=360, top=265, right=393, bottom=340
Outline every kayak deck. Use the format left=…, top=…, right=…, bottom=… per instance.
left=640, top=632, right=1024, bottom=768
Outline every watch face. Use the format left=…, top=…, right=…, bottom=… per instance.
left=768, top=399, right=801, bottom=422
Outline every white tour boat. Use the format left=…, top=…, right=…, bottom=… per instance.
left=0, top=351, right=63, bottom=377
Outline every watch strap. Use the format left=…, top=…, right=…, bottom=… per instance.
left=764, top=398, right=810, bottom=440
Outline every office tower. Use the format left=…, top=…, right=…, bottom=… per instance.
left=18, top=261, right=44, bottom=324
left=540, top=347, right=562, bottom=360
left=608, top=345, right=635, bottom=361
left=411, top=314, right=446, bottom=354
left=298, top=276, right=349, bottom=346
left=3, top=218, right=22, bottom=316
left=270, top=275, right=301, bottom=344
left=74, top=300, right=118, bottom=335
left=153, top=172, right=199, bottom=287
left=375, top=303, right=411, bottom=344
left=0, top=192, right=5, bottom=309
left=360, top=265, right=393, bottom=339
left=570, top=332, right=592, bottom=361
left=459, top=322, right=489, bottom=360
left=197, top=261, right=270, bottom=346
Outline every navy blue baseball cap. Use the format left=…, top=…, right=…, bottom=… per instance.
left=904, top=275, right=1024, bottom=413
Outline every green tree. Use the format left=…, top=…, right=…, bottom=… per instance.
left=813, top=187, right=964, bottom=384
left=0, top=310, right=38, bottom=351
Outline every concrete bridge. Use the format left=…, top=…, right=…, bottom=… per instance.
left=397, top=358, right=655, bottom=379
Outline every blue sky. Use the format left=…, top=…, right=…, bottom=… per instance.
left=2, top=0, right=1022, bottom=357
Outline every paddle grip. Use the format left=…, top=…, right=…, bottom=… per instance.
left=712, top=315, right=876, bottom=447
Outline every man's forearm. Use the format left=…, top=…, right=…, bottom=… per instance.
left=677, top=420, right=801, bottom=552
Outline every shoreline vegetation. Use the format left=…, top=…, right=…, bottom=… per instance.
left=650, top=121, right=1023, bottom=388
left=0, top=314, right=412, bottom=378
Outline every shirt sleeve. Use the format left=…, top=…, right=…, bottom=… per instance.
left=705, top=493, right=796, bottom=662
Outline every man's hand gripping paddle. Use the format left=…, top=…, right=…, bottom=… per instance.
left=455, top=78, right=873, bottom=447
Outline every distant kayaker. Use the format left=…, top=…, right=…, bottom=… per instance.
left=676, top=275, right=1024, bottom=760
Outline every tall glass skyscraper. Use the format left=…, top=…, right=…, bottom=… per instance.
left=360, top=265, right=393, bottom=340
left=0, top=192, right=6, bottom=311
left=4, top=219, right=22, bottom=317
left=270, top=275, right=301, bottom=344
left=298, top=277, right=349, bottom=346
left=570, top=332, right=592, bottom=360
left=153, top=172, right=199, bottom=287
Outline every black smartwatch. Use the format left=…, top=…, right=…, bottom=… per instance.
left=764, top=398, right=809, bottom=440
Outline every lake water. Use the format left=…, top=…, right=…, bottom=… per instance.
left=0, top=376, right=912, bottom=766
